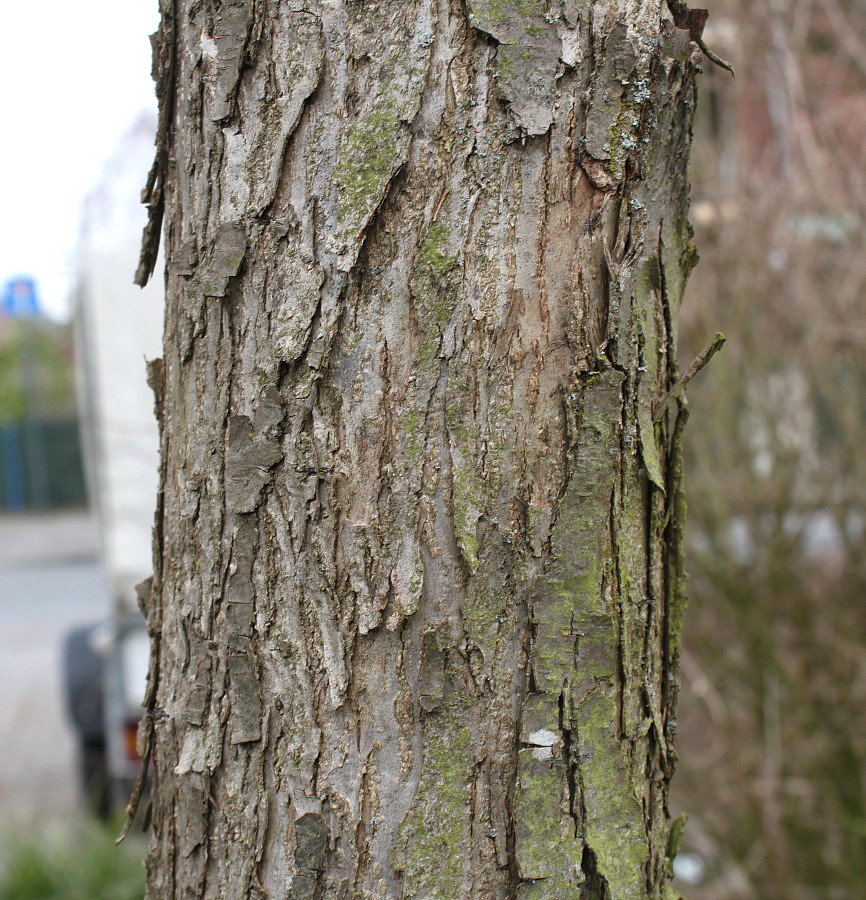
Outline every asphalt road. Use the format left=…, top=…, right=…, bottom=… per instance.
left=0, top=511, right=109, bottom=829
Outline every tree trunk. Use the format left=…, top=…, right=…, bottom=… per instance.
left=139, top=1, right=699, bottom=896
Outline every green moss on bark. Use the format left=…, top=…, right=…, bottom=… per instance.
left=394, top=703, right=473, bottom=897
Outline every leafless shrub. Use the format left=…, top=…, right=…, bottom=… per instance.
left=674, top=1, right=866, bottom=896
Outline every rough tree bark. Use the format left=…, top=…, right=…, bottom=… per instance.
left=137, top=1, right=700, bottom=897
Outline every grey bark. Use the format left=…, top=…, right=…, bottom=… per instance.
left=140, top=1, right=699, bottom=897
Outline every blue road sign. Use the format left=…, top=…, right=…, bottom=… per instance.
left=2, top=276, right=41, bottom=318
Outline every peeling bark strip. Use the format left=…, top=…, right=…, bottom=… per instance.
left=145, top=1, right=700, bottom=897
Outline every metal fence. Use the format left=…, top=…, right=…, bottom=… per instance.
left=0, top=419, right=87, bottom=510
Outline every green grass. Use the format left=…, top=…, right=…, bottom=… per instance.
left=0, top=821, right=145, bottom=900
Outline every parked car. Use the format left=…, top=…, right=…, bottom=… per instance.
left=62, top=617, right=149, bottom=815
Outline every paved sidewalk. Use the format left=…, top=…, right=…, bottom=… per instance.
left=0, top=508, right=108, bottom=829
left=0, top=508, right=101, bottom=567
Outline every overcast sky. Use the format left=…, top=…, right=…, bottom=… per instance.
left=1, top=1, right=160, bottom=319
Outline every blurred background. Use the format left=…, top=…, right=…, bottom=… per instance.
left=0, top=0, right=864, bottom=897
left=673, top=1, right=866, bottom=898
left=0, top=2, right=159, bottom=895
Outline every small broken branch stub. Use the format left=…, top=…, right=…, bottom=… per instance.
left=666, top=1, right=735, bottom=76
left=654, top=332, right=727, bottom=421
